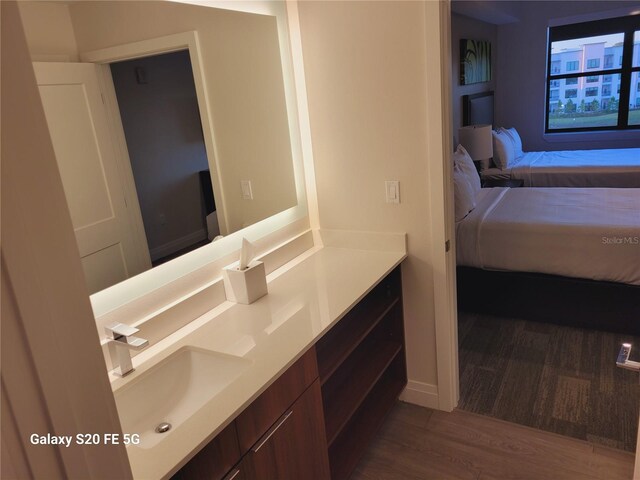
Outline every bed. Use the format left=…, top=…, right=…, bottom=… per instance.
left=481, top=148, right=640, bottom=188
left=457, top=187, right=640, bottom=285
left=455, top=186, right=640, bottom=334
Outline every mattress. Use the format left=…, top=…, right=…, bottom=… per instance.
left=481, top=148, right=640, bottom=187
left=456, top=187, right=640, bottom=285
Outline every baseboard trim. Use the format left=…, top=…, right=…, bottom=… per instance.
left=400, top=380, right=439, bottom=409
left=149, top=229, right=207, bottom=261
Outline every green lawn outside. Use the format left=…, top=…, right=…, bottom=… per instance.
left=549, top=109, right=640, bottom=129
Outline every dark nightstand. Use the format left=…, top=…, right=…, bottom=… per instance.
left=481, top=178, right=524, bottom=188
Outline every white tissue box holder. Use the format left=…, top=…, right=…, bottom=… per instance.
left=222, top=260, right=268, bottom=304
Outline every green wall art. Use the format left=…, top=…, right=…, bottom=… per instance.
left=460, top=39, right=492, bottom=85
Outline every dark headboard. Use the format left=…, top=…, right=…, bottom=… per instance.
left=463, top=91, right=494, bottom=126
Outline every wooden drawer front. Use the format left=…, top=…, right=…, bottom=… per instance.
left=242, top=380, right=330, bottom=480
left=172, top=421, right=241, bottom=480
left=236, top=346, right=318, bottom=453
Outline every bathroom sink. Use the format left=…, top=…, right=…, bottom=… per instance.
left=114, top=346, right=251, bottom=449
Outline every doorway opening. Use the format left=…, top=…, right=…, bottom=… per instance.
left=449, top=2, right=640, bottom=454
left=110, top=50, right=218, bottom=266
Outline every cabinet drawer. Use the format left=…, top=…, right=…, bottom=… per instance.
left=172, top=421, right=240, bottom=480
left=235, top=346, right=318, bottom=452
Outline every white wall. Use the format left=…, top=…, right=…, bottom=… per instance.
left=17, top=1, right=79, bottom=62
left=451, top=13, right=497, bottom=144
left=2, top=3, right=131, bottom=476
left=110, top=51, right=209, bottom=258
left=298, top=0, right=443, bottom=390
left=495, top=0, right=640, bottom=151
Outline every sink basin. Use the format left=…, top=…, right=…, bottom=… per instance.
left=114, top=346, right=251, bottom=449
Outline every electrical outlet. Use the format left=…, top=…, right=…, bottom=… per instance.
left=159, top=213, right=167, bottom=226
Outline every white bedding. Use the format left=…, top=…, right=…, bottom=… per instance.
left=481, top=148, right=640, bottom=187
left=456, top=187, right=640, bottom=285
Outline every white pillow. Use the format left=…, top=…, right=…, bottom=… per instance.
left=453, top=145, right=481, bottom=197
left=492, top=129, right=515, bottom=170
left=500, top=127, right=524, bottom=158
left=453, top=163, right=476, bottom=222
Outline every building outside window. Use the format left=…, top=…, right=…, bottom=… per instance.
left=566, top=60, right=579, bottom=71
left=546, top=17, right=640, bottom=131
left=587, top=58, right=600, bottom=68
left=604, top=54, right=614, bottom=68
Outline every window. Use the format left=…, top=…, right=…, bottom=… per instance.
left=546, top=16, right=640, bottom=132
left=604, top=54, right=614, bottom=68
left=587, top=58, right=600, bottom=69
left=566, top=61, right=579, bottom=71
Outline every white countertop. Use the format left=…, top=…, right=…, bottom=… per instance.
left=112, top=242, right=406, bottom=479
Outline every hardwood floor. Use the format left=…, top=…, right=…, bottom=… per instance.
left=352, top=402, right=635, bottom=480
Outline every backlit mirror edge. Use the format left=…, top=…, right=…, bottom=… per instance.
left=90, top=0, right=315, bottom=319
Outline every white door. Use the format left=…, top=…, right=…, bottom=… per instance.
left=34, top=62, right=151, bottom=294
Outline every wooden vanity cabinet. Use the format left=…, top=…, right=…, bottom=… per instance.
left=316, top=266, right=406, bottom=480
left=235, top=347, right=319, bottom=453
left=174, top=348, right=329, bottom=480
left=241, top=380, right=330, bottom=480
left=172, top=422, right=241, bottom=480
left=174, top=266, right=406, bottom=480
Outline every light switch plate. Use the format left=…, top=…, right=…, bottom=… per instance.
left=385, top=181, right=400, bottom=204
left=241, top=180, right=253, bottom=200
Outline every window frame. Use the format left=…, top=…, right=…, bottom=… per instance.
left=545, top=15, right=640, bottom=133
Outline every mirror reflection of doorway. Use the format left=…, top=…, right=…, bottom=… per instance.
left=110, top=50, right=218, bottom=267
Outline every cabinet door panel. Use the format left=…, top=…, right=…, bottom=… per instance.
left=172, top=422, right=240, bottom=480
left=243, top=380, right=330, bottom=480
left=236, top=346, right=318, bottom=452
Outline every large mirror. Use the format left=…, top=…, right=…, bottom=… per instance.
left=18, top=0, right=302, bottom=297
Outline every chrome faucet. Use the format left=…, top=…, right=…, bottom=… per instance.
left=105, top=323, right=149, bottom=377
